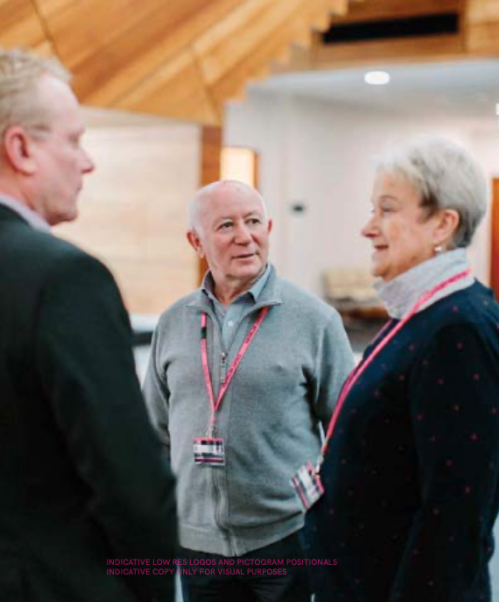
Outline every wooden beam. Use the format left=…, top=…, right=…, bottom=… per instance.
left=275, top=32, right=466, bottom=73
left=113, top=48, right=220, bottom=125
left=198, top=125, right=222, bottom=282
left=0, top=0, right=53, bottom=53
left=0, top=0, right=360, bottom=124
left=467, top=0, right=499, bottom=23
left=273, top=0, right=499, bottom=75
left=330, top=0, right=462, bottom=24
left=92, top=0, right=243, bottom=107
left=465, top=0, right=499, bottom=55
left=196, top=0, right=339, bottom=106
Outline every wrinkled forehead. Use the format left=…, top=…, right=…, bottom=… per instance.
left=198, top=186, right=266, bottom=223
left=371, top=170, right=425, bottom=215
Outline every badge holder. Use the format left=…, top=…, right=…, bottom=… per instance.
left=193, top=436, right=225, bottom=466
left=291, top=460, right=324, bottom=510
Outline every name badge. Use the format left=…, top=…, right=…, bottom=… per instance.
left=291, top=461, right=324, bottom=510
left=193, top=437, right=225, bottom=466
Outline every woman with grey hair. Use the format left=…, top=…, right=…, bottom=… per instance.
left=303, top=137, right=499, bottom=602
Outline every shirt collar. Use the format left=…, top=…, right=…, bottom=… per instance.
left=0, top=193, right=51, bottom=233
left=374, top=248, right=474, bottom=319
left=202, top=263, right=272, bottom=305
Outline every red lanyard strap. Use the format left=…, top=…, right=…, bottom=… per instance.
left=201, top=307, right=269, bottom=425
left=319, top=268, right=471, bottom=465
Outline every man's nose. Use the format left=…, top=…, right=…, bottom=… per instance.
left=81, top=148, right=95, bottom=174
left=234, top=223, right=252, bottom=243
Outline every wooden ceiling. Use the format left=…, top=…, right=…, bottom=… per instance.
left=0, top=0, right=358, bottom=124
left=274, top=0, right=499, bottom=74
left=2, top=0, right=497, bottom=124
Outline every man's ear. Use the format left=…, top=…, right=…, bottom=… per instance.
left=267, top=218, right=273, bottom=234
left=187, top=229, right=205, bottom=258
left=3, top=126, right=38, bottom=175
left=432, top=209, right=460, bottom=249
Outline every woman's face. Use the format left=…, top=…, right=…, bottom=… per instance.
left=362, top=171, right=441, bottom=282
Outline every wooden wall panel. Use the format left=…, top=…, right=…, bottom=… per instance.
left=54, top=116, right=201, bottom=314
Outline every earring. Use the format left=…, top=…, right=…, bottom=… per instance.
left=434, top=245, right=444, bottom=254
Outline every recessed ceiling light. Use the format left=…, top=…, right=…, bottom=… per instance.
left=364, top=71, right=391, bottom=86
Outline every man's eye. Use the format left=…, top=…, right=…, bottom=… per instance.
left=219, top=222, right=232, bottom=229
left=247, top=218, right=261, bottom=225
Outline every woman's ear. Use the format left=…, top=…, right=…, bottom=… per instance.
left=432, top=209, right=460, bottom=249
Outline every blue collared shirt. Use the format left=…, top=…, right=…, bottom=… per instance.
left=202, top=264, right=271, bottom=350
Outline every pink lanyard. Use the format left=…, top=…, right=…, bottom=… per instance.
left=201, top=307, right=269, bottom=430
left=317, top=268, right=471, bottom=469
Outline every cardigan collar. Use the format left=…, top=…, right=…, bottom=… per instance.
left=374, top=248, right=474, bottom=319
left=188, top=263, right=282, bottom=314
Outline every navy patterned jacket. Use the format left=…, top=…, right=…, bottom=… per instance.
left=305, top=281, right=499, bottom=602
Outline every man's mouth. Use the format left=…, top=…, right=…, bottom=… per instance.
left=234, top=253, right=256, bottom=259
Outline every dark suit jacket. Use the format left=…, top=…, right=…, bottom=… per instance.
left=0, top=206, right=177, bottom=602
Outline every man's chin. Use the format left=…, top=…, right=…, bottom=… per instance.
left=49, top=207, right=79, bottom=227
left=234, top=264, right=265, bottom=281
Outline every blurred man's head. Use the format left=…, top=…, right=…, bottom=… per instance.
left=0, top=48, right=94, bottom=225
left=188, top=181, right=272, bottom=298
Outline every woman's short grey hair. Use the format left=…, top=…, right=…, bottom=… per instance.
left=376, top=137, right=488, bottom=248
left=0, top=47, right=70, bottom=140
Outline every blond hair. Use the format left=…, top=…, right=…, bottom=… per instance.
left=0, top=47, right=70, bottom=139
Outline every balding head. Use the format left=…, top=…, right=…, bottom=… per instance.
left=189, top=180, right=269, bottom=234
left=186, top=180, right=272, bottom=302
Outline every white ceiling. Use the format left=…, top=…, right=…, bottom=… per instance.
left=250, top=59, right=499, bottom=123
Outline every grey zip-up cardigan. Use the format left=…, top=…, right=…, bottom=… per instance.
left=144, top=267, right=354, bottom=556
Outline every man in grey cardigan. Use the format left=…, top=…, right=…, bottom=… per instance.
left=144, top=180, right=354, bottom=602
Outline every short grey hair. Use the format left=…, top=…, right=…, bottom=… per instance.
left=376, top=137, right=487, bottom=248
left=0, top=47, right=70, bottom=140
left=189, top=180, right=269, bottom=232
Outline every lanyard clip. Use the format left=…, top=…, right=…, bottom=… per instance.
left=315, top=453, right=324, bottom=474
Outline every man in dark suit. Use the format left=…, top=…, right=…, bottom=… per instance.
left=0, top=48, right=177, bottom=601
